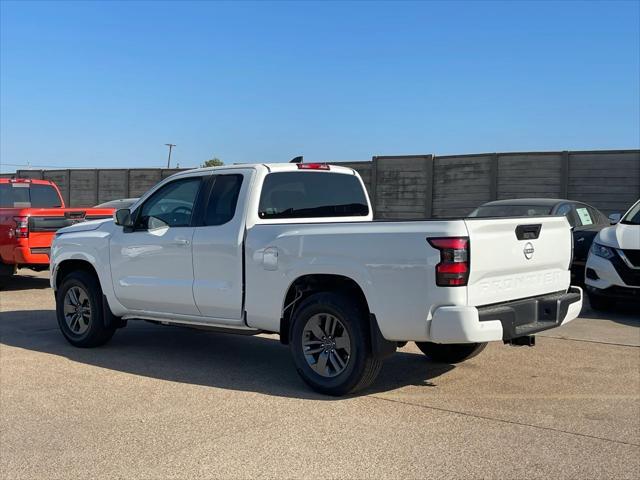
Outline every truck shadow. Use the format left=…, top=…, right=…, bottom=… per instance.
left=581, top=301, right=640, bottom=328
left=1, top=272, right=51, bottom=291
left=0, top=309, right=454, bottom=399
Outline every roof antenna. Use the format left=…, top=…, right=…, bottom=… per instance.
left=289, top=156, right=303, bottom=164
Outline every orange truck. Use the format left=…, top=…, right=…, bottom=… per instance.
left=0, top=178, right=114, bottom=282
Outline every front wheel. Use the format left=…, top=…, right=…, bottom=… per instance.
left=290, top=292, right=382, bottom=396
left=56, top=271, right=115, bottom=347
left=415, top=341, right=487, bottom=364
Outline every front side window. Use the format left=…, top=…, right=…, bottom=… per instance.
left=138, top=177, right=201, bottom=229
left=204, top=174, right=243, bottom=226
left=258, top=172, right=368, bottom=219
left=555, top=204, right=577, bottom=227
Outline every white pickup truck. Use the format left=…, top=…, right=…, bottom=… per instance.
left=51, top=162, right=583, bottom=395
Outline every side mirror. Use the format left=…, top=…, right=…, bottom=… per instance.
left=114, top=208, right=133, bottom=228
left=608, top=213, right=622, bottom=225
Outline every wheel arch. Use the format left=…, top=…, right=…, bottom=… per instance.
left=279, top=274, right=370, bottom=345
left=279, top=273, right=395, bottom=359
left=54, top=257, right=123, bottom=328
left=55, top=259, right=100, bottom=291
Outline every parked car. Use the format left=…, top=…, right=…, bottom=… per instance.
left=469, top=198, right=610, bottom=283
left=0, top=178, right=114, bottom=282
left=50, top=163, right=582, bottom=396
left=95, top=198, right=138, bottom=209
left=585, top=199, right=640, bottom=309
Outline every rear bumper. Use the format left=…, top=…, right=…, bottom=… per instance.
left=429, top=287, right=583, bottom=344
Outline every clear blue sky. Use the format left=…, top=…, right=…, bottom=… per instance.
left=1, top=0, right=639, bottom=172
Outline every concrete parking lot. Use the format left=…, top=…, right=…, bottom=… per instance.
left=1, top=270, right=638, bottom=479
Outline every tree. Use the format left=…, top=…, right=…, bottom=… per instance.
left=201, top=157, right=224, bottom=168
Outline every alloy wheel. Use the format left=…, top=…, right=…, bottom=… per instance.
left=302, top=313, right=351, bottom=377
left=63, top=286, right=91, bottom=335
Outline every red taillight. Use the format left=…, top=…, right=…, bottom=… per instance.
left=13, top=216, right=29, bottom=238
left=428, top=237, right=469, bottom=287
left=297, top=163, right=330, bottom=170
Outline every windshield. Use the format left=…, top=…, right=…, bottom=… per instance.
left=95, top=198, right=138, bottom=209
left=0, top=183, right=62, bottom=208
left=621, top=200, right=640, bottom=225
left=469, top=204, right=553, bottom=218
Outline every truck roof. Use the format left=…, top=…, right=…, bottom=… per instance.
left=184, top=163, right=358, bottom=176
left=0, top=177, right=57, bottom=186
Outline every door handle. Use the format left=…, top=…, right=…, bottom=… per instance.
left=577, top=237, right=585, bottom=242
left=174, top=238, right=191, bottom=246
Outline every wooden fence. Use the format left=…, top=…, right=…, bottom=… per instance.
left=341, top=149, right=639, bottom=217
left=5, top=149, right=639, bottom=217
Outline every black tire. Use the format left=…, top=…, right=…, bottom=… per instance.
left=56, top=270, right=116, bottom=347
left=290, top=292, right=382, bottom=396
left=415, top=341, right=487, bottom=364
left=587, top=291, right=611, bottom=311
left=0, top=261, right=15, bottom=289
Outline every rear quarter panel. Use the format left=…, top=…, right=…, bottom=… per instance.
left=245, top=221, right=469, bottom=341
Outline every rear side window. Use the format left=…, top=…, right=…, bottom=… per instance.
left=30, top=184, right=63, bottom=207
left=204, top=174, right=243, bottom=226
left=258, top=172, right=369, bottom=219
left=0, top=183, right=62, bottom=208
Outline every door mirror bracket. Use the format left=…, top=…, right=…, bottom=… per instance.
left=114, top=209, right=134, bottom=230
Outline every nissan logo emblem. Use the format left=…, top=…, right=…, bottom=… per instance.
left=523, top=242, right=534, bottom=260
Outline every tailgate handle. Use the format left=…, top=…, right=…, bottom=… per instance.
left=515, top=224, right=541, bottom=240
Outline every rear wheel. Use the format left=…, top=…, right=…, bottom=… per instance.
left=0, top=261, right=15, bottom=288
left=415, top=341, right=487, bottom=364
left=56, top=271, right=115, bottom=347
left=290, top=292, right=382, bottom=396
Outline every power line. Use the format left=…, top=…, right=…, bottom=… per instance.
left=1, top=162, right=75, bottom=169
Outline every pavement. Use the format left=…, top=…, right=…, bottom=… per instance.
left=1, top=270, right=639, bottom=479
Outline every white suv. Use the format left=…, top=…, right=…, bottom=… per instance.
left=585, top=199, right=640, bottom=309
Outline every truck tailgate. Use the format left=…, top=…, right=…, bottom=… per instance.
left=464, top=216, right=572, bottom=306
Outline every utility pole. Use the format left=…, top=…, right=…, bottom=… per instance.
left=165, top=143, right=176, bottom=168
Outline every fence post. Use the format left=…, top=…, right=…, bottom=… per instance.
left=95, top=169, right=100, bottom=205
left=370, top=156, right=378, bottom=218
left=125, top=170, right=131, bottom=198
left=560, top=151, right=569, bottom=198
left=66, top=169, right=71, bottom=207
left=424, top=155, right=434, bottom=218
left=490, top=153, right=499, bottom=200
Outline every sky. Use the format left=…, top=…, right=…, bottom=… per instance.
left=1, top=0, right=639, bottom=172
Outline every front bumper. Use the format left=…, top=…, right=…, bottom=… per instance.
left=585, top=252, right=640, bottom=290
left=429, top=287, right=583, bottom=344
